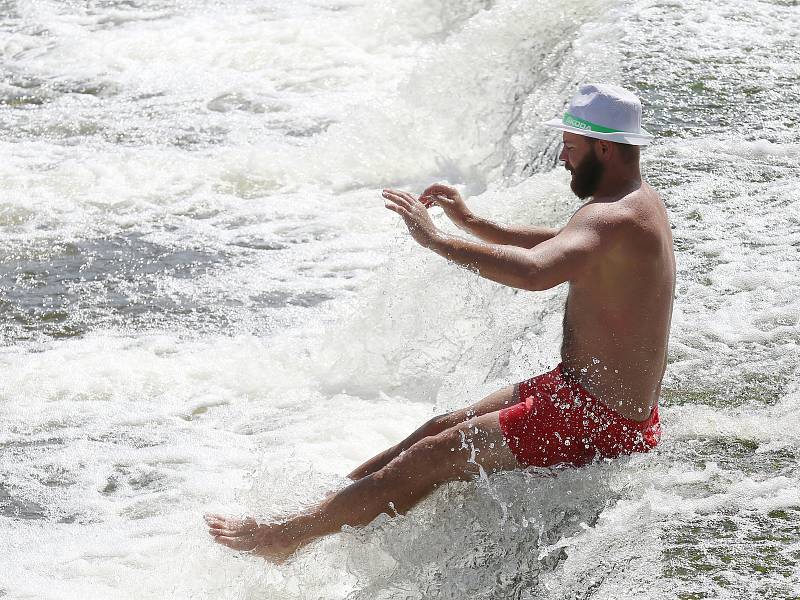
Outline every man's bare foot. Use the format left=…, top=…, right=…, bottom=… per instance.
left=204, top=514, right=308, bottom=564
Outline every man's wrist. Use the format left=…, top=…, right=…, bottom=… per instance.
left=460, top=212, right=477, bottom=229
left=427, top=230, right=451, bottom=255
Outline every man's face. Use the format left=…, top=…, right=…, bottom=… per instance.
left=559, top=133, right=604, bottom=200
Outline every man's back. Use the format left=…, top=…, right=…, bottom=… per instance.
left=561, top=182, right=675, bottom=421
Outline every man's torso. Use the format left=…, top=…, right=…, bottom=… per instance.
left=559, top=182, right=675, bottom=421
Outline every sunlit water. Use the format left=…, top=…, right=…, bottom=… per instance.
left=1, top=0, right=798, bottom=598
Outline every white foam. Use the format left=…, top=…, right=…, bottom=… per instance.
left=3, top=0, right=800, bottom=598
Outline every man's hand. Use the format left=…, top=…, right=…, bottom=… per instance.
left=419, top=184, right=473, bottom=229
left=382, top=188, right=441, bottom=248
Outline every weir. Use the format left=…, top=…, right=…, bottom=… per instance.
left=0, top=0, right=798, bottom=598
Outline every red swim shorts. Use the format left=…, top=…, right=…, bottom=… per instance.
left=498, top=364, right=661, bottom=468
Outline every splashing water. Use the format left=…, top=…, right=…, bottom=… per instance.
left=1, top=0, right=798, bottom=598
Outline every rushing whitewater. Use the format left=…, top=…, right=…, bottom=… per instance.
left=1, top=0, right=798, bottom=599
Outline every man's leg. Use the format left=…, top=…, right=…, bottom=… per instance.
left=347, top=384, right=519, bottom=480
left=205, top=410, right=520, bottom=562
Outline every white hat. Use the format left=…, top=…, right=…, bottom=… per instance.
left=543, top=83, right=654, bottom=146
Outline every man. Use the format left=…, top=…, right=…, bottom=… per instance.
left=205, top=83, right=675, bottom=562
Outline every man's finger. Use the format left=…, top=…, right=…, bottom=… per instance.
left=209, top=527, right=242, bottom=537
left=204, top=513, right=227, bottom=523
left=422, top=194, right=452, bottom=208
left=212, top=535, right=257, bottom=551
left=421, top=184, right=456, bottom=198
left=382, top=190, right=412, bottom=210
left=384, top=202, right=411, bottom=219
left=419, top=194, right=437, bottom=208
left=399, top=191, right=419, bottom=204
left=205, top=514, right=258, bottom=532
left=383, top=189, right=419, bottom=206
left=384, top=188, right=414, bottom=198
left=205, top=515, right=237, bottom=528
left=382, top=189, right=410, bottom=202
left=383, top=188, right=408, bottom=200
left=207, top=522, right=238, bottom=533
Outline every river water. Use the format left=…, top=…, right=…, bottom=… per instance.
left=1, top=1, right=798, bottom=598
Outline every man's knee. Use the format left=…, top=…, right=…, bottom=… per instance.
left=431, top=404, right=484, bottom=432
left=436, top=415, right=518, bottom=475
left=421, top=426, right=488, bottom=479
left=391, top=430, right=459, bottom=479
left=391, top=418, right=513, bottom=484
left=421, top=411, right=465, bottom=438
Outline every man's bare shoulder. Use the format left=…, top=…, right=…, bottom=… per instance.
left=564, top=183, right=665, bottom=249
left=616, top=184, right=670, bottom=253
left=621, top=182, right=663, bottom=216
left=562, top=195, right=634, bottom=236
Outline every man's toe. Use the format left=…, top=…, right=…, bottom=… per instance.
left=213, top=535, right=256, bottom=551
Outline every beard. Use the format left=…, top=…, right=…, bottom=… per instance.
left=568, top=147, right=604, bottom=199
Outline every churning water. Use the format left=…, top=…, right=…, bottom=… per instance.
left=1, top=0, right=798, bottom=598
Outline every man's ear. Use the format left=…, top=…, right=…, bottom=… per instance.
left=595, top=139, right=613, bottom=161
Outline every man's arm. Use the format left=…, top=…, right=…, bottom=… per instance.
left=456, top=215, right=561, bottom=249
left=428, top=226, right=597, bottom=291
left=420, top=184, right=559, bottom=249
left=382, top=188, right=600, bottom=291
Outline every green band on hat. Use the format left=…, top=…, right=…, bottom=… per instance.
left=562, top=112, right=623, bottom=134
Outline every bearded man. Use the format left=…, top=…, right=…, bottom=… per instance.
left=206, top=83, right=675, bottom=562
